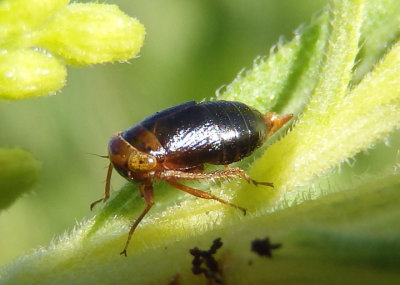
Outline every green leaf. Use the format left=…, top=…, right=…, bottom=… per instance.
left=248, top=0, right=400, bottom=204
left=218, top=10, right=329, bottom=115
left=353, top=0, right=400, bottom=83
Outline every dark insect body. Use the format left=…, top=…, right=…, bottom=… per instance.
left=91, top=100, right=292, bottom=256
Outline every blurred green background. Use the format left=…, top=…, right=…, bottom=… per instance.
left=0, top=0, right=326, bottom=266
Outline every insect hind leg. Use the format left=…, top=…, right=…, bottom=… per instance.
left=233, top=167, right=274, bottom=188
left=166, top=179, right=247, bottom=215
left=158, top=166, right=273, bottom=188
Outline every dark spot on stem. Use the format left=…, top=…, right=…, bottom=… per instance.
left=189, top=238, right=224, bottom=284
left=251, top=237, right=282, bottom=258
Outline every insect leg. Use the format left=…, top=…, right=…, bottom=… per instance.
left=90, top=163, right=113, bottom=210
left=158, top=167, right=273, bottom=188
left=228, top=167, right=274, bottom=188
left=120, top=183, right=154, bottom=257
left=166, top=179, right=246, bottom=215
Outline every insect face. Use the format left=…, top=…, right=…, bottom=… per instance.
left=108, top=133, right=157, bottom=173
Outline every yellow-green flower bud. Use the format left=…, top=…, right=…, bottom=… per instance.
left=0, top=148, right=41, bottom=210
left=0, top=48, right=66, bottom=100
left=0, top=0, right=69, bottom=41
left=0, top=1, right=145, bottom=98
left=35, top=3, right=146, bottom=66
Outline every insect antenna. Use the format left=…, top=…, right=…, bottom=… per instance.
left=86, top=152, right=109, bottom=159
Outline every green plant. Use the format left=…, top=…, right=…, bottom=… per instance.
left=1, top=0, right=400, bottom=284
left=0, top=0, right=145, bottom=100
left=0, top=0, right=144, bottom=211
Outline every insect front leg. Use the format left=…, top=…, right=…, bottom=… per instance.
left=120, top=183, right=154, bottom=257
left=90, top=163, right=113, bottom=210
left=166, top=179, right=246, bottom=215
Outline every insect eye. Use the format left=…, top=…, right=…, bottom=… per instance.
left=128, top=153, right=157, bottom=171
